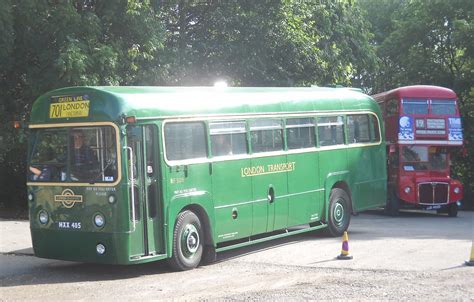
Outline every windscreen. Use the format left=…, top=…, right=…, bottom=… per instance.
left=401, top=146, right=447, bottom=171
left=28, top=126, right=118, bottom=183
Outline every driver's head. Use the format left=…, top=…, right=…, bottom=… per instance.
left=72, top=129, right=85, bottom=147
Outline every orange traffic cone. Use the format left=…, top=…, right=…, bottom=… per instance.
left=337, top=231, right=353, bottom=260
left=465, top=241, right=474, bottom=266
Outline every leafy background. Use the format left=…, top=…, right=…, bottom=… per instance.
left=0, top=0, right=472, bottom=213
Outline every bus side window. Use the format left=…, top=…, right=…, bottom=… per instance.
left=370, top=115, right=381, bottom=143
left=347, top=115, right=371, bottom=144
left=210, top=121, right=247, bottom=157
left=317, top=116, right=344, bottom=146
left=250, top=119, right=283, bottom=153
left=286, top=117, right=316, bottom=149
left=164, top=122, right=207, bottom=161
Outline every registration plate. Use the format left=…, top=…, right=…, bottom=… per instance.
left=58, top=221, right=82, bottom=229
left=426, top=205, right=442, bottom=210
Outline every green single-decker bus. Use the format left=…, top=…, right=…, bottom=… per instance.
left=26, top=86, right=387, bottom=270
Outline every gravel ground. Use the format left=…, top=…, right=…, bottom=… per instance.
left=1, top=210, right=473, bottom=300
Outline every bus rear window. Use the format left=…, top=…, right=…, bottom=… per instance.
left=402, top=99, right=429, bottom=115
left=431, top=100, right=456, bottom=115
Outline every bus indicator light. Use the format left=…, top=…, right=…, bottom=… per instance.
left=125, top=116, right=136, bottom=123
left=39, top=210, right=49, bottom=225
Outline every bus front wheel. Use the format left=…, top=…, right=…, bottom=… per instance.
left=326, top=188, right=351, bottom=237
left=385, top=190, right=400, bottom=217
left=448, top=203, right=458, bottom=217
left=168, top=210, right=203, bottom=271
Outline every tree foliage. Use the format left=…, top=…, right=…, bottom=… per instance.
left=158, top=0, right=376, bottom=87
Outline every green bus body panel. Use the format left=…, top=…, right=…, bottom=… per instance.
left=27, top=86, right=386, bottom=265
left=28, top=184, right=168, bottom=264
left=287, top=152, right=323, bottom=225
left=212, top=159, right=253, bottom=241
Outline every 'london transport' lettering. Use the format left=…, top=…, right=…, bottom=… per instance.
left=241, top=162, right=296, bottom=177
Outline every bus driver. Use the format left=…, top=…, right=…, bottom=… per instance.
left=70, top=129, right=97, bottom=180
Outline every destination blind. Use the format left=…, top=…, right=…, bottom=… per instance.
left=49, top=95, right=90, bottom=118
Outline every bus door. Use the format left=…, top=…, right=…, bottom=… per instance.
left=126, top=125, right=163, bottom=258
left=249, top=119, right=289, bottom=235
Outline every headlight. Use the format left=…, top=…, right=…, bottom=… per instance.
left=94, top=214, right=105, bottom=228
left=28, top=192, right=34, bottom=202
left=454, top=187, right=460, bottom=194
left=404, top=187, right=411, bottom=194
left=96, top=243, right=106, bottom=255
left=108, top=194, right=116, bottom=204
left=39, top=210, right=49, bottom=224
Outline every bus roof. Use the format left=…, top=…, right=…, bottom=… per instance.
left=372, top=85, right=457, bottom=101
left=30, top=86, right=379, bottom=124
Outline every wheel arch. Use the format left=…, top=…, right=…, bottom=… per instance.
left=181, top=203, right=214, bottom=248
left=323, top=171, right=354, bottom=222
left=332, top=181, right=354, bottom=214
left=166, top=193, right=215, bottom=259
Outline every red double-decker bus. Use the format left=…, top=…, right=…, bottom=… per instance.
left=372, top=85, right=463, bottom=216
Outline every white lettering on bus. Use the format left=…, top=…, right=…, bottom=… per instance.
left=240, top=162, right=295, bottom=177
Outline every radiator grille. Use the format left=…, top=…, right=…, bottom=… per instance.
left=418, top=183, right=449, bottom=204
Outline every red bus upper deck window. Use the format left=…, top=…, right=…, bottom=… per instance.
left=402, top=99, right=428, bottom=115
left=431, top=100, right=456, bottom=115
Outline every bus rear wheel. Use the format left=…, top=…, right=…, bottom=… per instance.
left=168, top=210, right=203, bottom=271
left=326, top=188, right=351, bottom=237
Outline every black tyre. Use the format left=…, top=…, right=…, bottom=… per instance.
left=385, top=189, right=400, bottom=217
left=326, top=188, right=351, bottom=237
left=448, top=203, right=458, bottom=217
left=168, top=210, right=203, bottom=271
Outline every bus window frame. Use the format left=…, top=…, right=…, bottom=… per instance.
left=26, top=122, right=122, bottom=187
left=430, top=99, right=457, bottom=116
left=161, top=112, right=383, bottom=167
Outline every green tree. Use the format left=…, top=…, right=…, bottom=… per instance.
left=160, top=0, right=377, bottom=87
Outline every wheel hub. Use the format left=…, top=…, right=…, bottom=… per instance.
left=182, top=224, right=199, bottom=255
left=334, top=202, right=344, bottom=225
